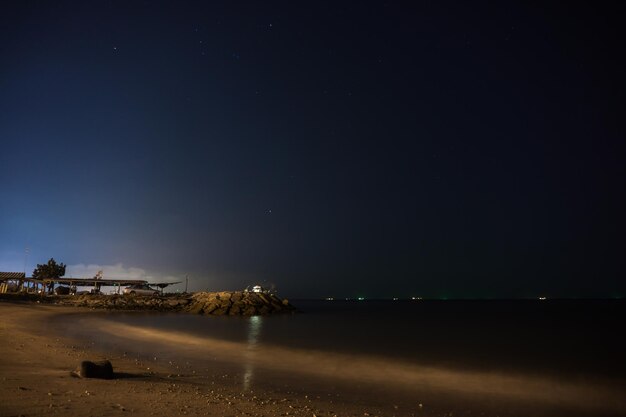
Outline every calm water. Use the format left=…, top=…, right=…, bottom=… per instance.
left=67, top=299, right=626, bottom=375
left=55, top=299, right=626, bottom=415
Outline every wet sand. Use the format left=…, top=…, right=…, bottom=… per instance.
left=1, top=301, right=625, bottom=417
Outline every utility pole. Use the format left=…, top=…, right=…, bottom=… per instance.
left=23, top=247, right=29, bottom=275
left=185, top=274, right=189, bottom=293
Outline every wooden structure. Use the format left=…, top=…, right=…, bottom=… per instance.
left=1, top=271, right=181, bottom=295
left=44, top=277, right=149, bottom=294
left=0, top=271, right=147, bottom=294
left=0, top=272, right=27, bottom=293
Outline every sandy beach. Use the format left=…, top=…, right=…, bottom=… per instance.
left=0, top=302, right=341, bottom=417
left=4, top=301, right=444, bottom=417
left=2, top=300, right=625, bottom=417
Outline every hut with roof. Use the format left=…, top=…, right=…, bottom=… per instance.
left=0, top=272, right=26, bottom=293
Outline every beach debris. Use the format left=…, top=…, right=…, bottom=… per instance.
left=72, top=360, right=114, bottom=379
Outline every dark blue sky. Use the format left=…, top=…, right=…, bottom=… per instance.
left=1, top=1, right=624, bottom=298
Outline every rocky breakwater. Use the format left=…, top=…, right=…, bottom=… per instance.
left=184, top=291, right=293, bottom=316
left=53, top=291, right=295, bottom=316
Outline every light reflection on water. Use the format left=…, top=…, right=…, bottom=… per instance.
left=243, top=315, right=262, bottom=390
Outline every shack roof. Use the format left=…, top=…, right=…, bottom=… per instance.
left=0, top=272, right=26, bottom=280
left=41, top=277, right=148, bottom=286
left=1, top=272, right=180, bottom=288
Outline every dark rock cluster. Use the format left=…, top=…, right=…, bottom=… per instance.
left=51, top=291, right=295, bottom=316
left=72, top=360, right=114, bottom=379
left=185, top=291, right=292, bottom=316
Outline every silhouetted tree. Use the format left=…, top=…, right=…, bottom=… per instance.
left=33, top=258, right=66, bottom=293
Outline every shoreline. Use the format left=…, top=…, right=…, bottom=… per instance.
left=0, top=301, right=353, bottom=417
left=3, top=301, right=430, bottom=417
left=2, top=300, right=626, bottom=417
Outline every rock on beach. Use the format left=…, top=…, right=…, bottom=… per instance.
left=73, top=360, right=114, bottom=379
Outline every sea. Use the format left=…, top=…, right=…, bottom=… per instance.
left=55, top=299, right=626, bottom=416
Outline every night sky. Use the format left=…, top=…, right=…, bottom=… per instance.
left=1, top=1, right=624, bottom=298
